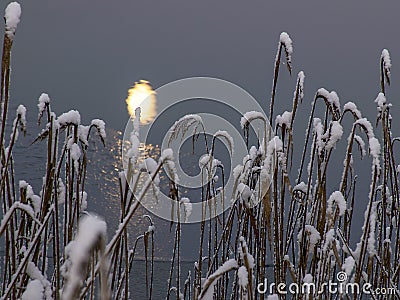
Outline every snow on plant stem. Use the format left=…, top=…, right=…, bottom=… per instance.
left=381, top=49, right=391, bottom=72
left=213, top=130, right=234, bottom=154
left=240, top=111, right=265, bottom=129
left=180, top=197, right=192, bottom=222
left=21, top=280, right=44, bottom=300
left=238, top=237, right=254, bottom=295
left=298, top=225, right=320, bottom=247
left=37, top=93, right=50, bottom=121
left=91, top=118, right=106, bottom=140
left=69, top=143, right=81, bottom=172
left=367, top=201, right=378, bottom=256
left=342, top=256, right=355, bottom=276
left=61, top=215, right=107, bottom=300
left=168, top=114, right=203, bottom=145
left=381, top=49, right=391, bottom=86
left=343, top=101, right=362, bottom=120
left=4, top=2, right=21, bottom=39
left=237, top=266, right=248, bottom=290
left=11, top=104, right=26, bottom=141
left=315, top=88, right=341, bottom=119
left=25, top=262, right=52, bottom=299
left=322, top=229, right=336, bottom=252
left=279, top=32, right=293, bottom=71
left=275, top=111, right=292, bottom=128
left=324, top=121, right=343, bottom=152
left=354, top=134, right=366, bottom=157
left=161, top=148, right=179, bottom=183
left=199, top=259, right=238, bottom=300
left=368, top=137, right=381, bottom=170
left=16, top=104, right=26, bottom=127
left=0, top=201, right=37, bottom=236
left=327, top=191, right=346, bottom=217
left=374, top=92, right=389, bottom=113
left=296, top=71, right=305, bottom=101
left=57, top=110, right=81, bottom=126
left=126, top=107, right=141, bottom=162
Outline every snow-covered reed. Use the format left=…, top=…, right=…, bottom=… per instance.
left=0, top=8, right=399, bottom=300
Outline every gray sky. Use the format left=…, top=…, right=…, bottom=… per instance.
left=9, top=0, right=400, bottom=131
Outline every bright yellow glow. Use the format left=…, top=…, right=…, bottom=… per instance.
left=126, top=80, right=157, bottom=124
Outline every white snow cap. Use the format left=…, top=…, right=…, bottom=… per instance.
left=38, top=93, right=50, bottom=104
left=237, top=183, right=253, bottom=205
left=342, top=256, right=355, bottom=276
left=21, top=279, right=43, bottom=300
left=16, top=104, right=26, bottom=126
left=303, top=274, right=313, bottom=283
left=279, top=32, right=293, bottom=64
left=295, top=71, right=305, bottom=103
left=238, top=236, right=255, bottom=269
left=237, top=266, right=248, bottom=289
left=355, top=118, right=374, bottom=139
left=354, top=135, right=366, bottom=157
left=144, top=157, right=158, bottom=174
left=91, top=118, right=106, bottom=139
left=316, top=88, right=330, bottom=99
left=37, top=93, right=50, bottom=118
left=161, top=148, right=174, bottom=161
left=322, top=228, right=336, bottom=252
left=57, top=110, right=81, bottom=126
left=313, top=118, right=324, bottom=154
left=141, top=157, right=160, bottom=186
left=5, top=2, right=21, bottom=39
left=316, top=88, right=341, bottom=118
left=298, top=225, right=320, bottom=247
left=367, top=201, right=378, bottom=255
left=240, top=111, right=265, bottom=129
left=327, top=191, right=346, bottom=216
left=374, top=92, right=389, bottom=112
left=213, top=130, right=234, bottom=154
left=343, top=102, right=362, bottom=119
left=329, top=91, right=341, bottom=114
left=293, top=182, right=307, bottom=194
left=267, top=136, right=283, bottom=153
left=24, top=183, right=41, bottom=215
left=233, top=164, right=243, bottom=179
left=381, top=49, right=391, bottom=78
left=280, top=32, right=293, bottom=51
left=161, top=148, right=179, bottom=182
left=325, top=121, right=343, bottom=151
left=62, top=215, right=107, bottom=300
left=69, top=143, right=80, bottom=159
left=25, top=261, right=52, bottom=299
left=200, top=259, right=238, bottom=300
left=276, top=111, right=292, bottom=128
left=69, top=143, right=81, bottom=172
left=368, top=136, right=381, bottom=169
left=180, top=197, right=192, bottom=222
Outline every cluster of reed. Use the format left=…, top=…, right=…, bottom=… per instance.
left=160, top=34, right=400, bottom=300
left=0, top=4, right=399, bottom=299
left=0, top=6, right=111, bottom=299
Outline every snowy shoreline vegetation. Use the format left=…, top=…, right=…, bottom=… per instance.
left=0, top=3, right=400, bottom=300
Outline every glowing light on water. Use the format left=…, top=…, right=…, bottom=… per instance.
left=125, top=80, right=157, bottom=124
